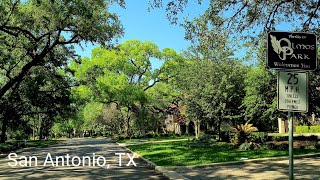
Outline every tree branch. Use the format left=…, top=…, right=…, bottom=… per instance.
left=303, top=0, right=320, bottom=30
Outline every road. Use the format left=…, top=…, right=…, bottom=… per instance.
left=0, top=138, right=167, bottom=180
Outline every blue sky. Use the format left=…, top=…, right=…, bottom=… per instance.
left=75, top=1, right=209, bottom=69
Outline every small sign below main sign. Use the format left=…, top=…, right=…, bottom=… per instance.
left=277, top=71, right=308, bottom=112
left=267, top=31, right=317, bottom=71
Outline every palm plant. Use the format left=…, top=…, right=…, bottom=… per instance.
left=231, top=121, right=258, bottom=145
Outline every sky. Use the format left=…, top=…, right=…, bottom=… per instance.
left=74, top=0, right=209, bottom=69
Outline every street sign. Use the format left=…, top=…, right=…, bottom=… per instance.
left=277, top=71, right=308, bottom=112
left=267, top=31, right=317, bottom=71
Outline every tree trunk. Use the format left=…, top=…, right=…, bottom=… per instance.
left=126, top=115, right=131, bottom=137
left=1, top=118, right=8, bottom=143
left=194, top=121, right=200, bottom=139
left=218, top=118, right=221, bottom=141
left=186, top=122, right=189, bottom=134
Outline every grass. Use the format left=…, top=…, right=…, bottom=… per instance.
left=117, top=135, right=194, bottom=143
left=128, top=141, right=320, bottom=166
left=0, top=140, right=62, bottom=154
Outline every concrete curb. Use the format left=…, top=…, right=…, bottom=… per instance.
left=164, top=152, right=320, bottom=171
left=116, top=142, right=190, bottom=180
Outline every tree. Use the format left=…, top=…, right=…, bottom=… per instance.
left=0, top=0, right=123, bottom=101
left=150, top=0, right=320, bottom=39
left=71, top=40, right=184, bottom=136
left=0, top=0, right=124, bottom=142
left=0, top=64, right=73, bottom=142
left=175, top=56, right=248, bottom=139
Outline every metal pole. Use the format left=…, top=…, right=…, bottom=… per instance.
left=289, top=111, right=294, bottom=180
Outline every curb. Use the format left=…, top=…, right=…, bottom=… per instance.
left=116, top=142, right=189, bottom=180
left=164, top=152, right=320, bottom=171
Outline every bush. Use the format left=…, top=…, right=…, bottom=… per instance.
left=230, top=121, right=258, bottom=145
left=0, top=143, right=15, bottom=153
left=249, top=132, right=268, bottom=143
left=315, top=143, right=320, bottom=149
left=197, top=134, right=215, bottom=143
left=310, top=126, right=320, bottom=133
left=296, top=126, right=309, bottom=133
left=220, top=131, right=230, bottom=142
left=294, top=135, right=318, bottom=141
left=9, top=130, right=29, bottom=140
left=296, top=126, right=320, bottom=133
left=272, top=135, right=288, bottom=142
left=239, top=142, right=254, bottom=150
left=264, top=142, right=288, bottom=150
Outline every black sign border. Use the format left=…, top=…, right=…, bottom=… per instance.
left=267, top=31, right=318, bottom=71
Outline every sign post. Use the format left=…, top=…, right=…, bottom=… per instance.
left=267, top=31, right=317, bottom=180
left=288, top=111, right=294, bottom=180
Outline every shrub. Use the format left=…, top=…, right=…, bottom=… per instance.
left=239, top=142, right=254, bottom=150
left=310, top=126, right=320, bottom=133
left=0, top=144, right=15, bottom=153
left=296, top=126, right=320, bottom=133
left=315, top=143, right=320, bottom=149
left=231, top=121, right=258, bottom=145
left=275, top=142, right=289, bottom=150
left=146, top=132, right=155, bottom=138
left=220, top=131, right=230, bottom=142
left=264, top=142, right=288, bottom=150
left=296, top=126, right=309, bottom=133
left=265, top=142, right=276, bottom=150
left=197, top=134, right=215, bottom=143
left=294, top=135, right=318, bottom=141
left=272, top=135, right=288, bottom=142
left=249, top=132, right=268, bottom=143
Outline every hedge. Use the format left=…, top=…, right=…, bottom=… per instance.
left=296, top=126, right=320, bottom=133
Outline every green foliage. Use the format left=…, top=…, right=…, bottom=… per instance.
left=296, top=126, right=311, bottom=134
left=310, top=126, right=320, bottom=133
left=249, top=132, right=268, bottom=144
left=271, top=135, right=288, bottom=142
left=231, top=121, right=258, bottom=145
left=239, top=142, right=255, bottom=151
left=296, top=126, right=320, bottom=133
left=71, top=40, right=184, bottom=136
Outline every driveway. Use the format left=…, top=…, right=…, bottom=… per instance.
left=0, top=138, right=168, bottom=180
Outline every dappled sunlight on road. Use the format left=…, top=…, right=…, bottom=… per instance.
left=0, top=139, right=167, bottom=180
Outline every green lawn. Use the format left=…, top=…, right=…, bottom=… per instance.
left=117, top=135, right=194, bottom=143
left=128, top=141, right=320, bottom=166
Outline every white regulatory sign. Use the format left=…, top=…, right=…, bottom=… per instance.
left=277, top=71, right=308, bottom=112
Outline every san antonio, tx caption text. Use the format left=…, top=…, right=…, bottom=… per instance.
left=7, top=152, right=137, bottom=168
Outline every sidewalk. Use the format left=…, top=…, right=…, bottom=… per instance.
left=172, top=156, right=320, bottom=180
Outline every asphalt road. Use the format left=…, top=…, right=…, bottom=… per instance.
left=0, top=138, right=168, bottom=180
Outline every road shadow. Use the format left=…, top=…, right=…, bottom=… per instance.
left=0, top=139, right=168, bottom=180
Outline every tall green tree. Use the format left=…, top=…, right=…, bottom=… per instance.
left=0, top=0, right=123, bottom=100
left=71, top=40, right=183, bottom=136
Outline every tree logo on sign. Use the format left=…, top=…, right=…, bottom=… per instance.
left=270, top=35, right=293, bottom=61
